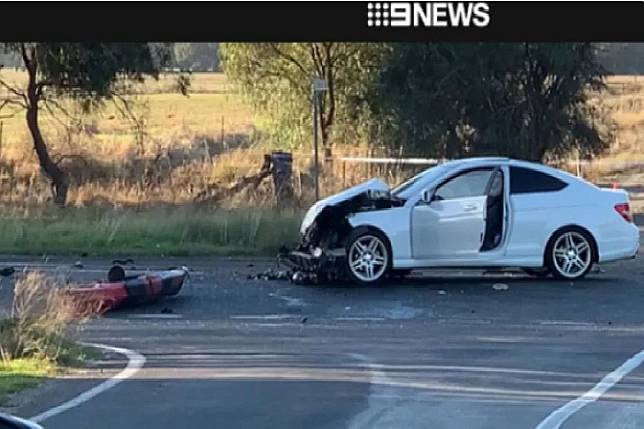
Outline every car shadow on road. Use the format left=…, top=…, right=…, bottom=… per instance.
left=310, top=271, right=618, bottom=293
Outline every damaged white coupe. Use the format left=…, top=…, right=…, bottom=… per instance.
left=284, top=157, right=639, bottom=285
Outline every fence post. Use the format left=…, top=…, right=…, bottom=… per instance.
left=220, top=116, right=226, bottom=151
left=342, top=160, right=346, bottom=187
left=271, top=151, right=294, bottom=206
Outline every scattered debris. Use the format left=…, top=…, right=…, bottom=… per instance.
left=492, top=283, right=509, bottom=291
left=438, top=290, right=447, bottom=295
left=73, top=260, right=84, bottom=269
left=248, top=267, right=291, bottom=281
left=0, top=266, right=15, bottom=277
left=301, top=317, right=308, bottom=324
left=283, top=180, right=401, bottom=283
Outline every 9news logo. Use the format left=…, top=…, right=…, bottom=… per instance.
left=367, top=2, right=490, bottom=28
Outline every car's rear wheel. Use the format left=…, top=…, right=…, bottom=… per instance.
left=345, top=229, right=391, bottom=285
left=546, top=228, right=594, bottom=280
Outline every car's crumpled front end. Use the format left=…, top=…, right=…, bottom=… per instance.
left=280, top=179, right=401, bottom=282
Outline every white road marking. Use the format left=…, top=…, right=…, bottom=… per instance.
left=30, top=343, right=145, bottom=423
left=128, top=314, right=183, bottom=319
left=535, top=348, right=644, bottom=429
left=230, top=314, right=298, bottom=320
left=348, top=353, right=401, bottom=429
left=335, top=317, right=386, bottom=322
left=268, top=293, right=308, bottom=307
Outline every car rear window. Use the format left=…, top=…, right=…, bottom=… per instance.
left=510, top=166, right=568, bottom=194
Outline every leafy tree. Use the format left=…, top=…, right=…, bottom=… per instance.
left=366, top=43, right=610, bottom=161
left=0, top=43, right=171, bottom=205
left=220, top=43, right=384, bottom=149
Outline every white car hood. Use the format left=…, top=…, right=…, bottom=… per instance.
left=300, top=178, right=389, bottom=234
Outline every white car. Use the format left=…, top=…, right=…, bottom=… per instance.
left=290, top=157, right=639, bottom=285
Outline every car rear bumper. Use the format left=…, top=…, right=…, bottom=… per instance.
left=598, top=223, right=640, bottom=262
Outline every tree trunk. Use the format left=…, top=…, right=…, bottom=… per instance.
left=25, top=64, right=68, bottom=205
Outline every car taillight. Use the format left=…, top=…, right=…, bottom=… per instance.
left=615, top=203, right=632, bottom=223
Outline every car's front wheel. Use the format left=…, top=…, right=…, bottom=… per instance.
left=345, top=229, right=391, bottom=285
left=546, top=227, right=595, bottom=280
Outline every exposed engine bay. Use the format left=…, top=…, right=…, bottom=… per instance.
left=280, top=179, right=402, bottom=283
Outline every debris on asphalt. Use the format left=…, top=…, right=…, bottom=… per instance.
left=161, top=307, right=174, bottom=314
left=74, top=260, right=84, bottom=269
left=112, top=258, right=135, bottom=266
left=492, top=283, right=509, bottom=291
left=248, top=267, right=291, bottom=281
left=438, top=290, right=447, bottom=295
left=301, top=317, right=308, bottom=324
left=0, top=267, right=15, bottom=277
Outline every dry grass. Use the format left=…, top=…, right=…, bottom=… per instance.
left=0, top=271, right=97, bottom=403
left=1, top=71, right=641, bottom=210
left=0, top=272, right=80, bottom=362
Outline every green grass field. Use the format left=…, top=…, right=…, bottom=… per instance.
left=0, top=207, right=302, bottom=256
left=0, top=358, right=54, bottom=404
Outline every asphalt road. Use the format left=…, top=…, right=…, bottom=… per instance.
left=4, top=236, right=644, bottom=429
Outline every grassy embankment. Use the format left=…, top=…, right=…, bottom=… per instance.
left=0, top=273, right=98, bottom=404
left=0, top=358, right=54, bottom=403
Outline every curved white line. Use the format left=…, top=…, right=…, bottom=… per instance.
left=536, top=348, right=644, bottom=429
left=30, top=342, right=145, bottom=424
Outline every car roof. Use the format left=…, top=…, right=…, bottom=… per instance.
left=441, top=157, right=510, bottom=169
left=440, top=157, right=588, bottom=185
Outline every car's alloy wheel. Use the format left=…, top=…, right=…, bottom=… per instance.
left=548, top=230, right=593, bottom=280
left=346, top=232, right=389, bottom=284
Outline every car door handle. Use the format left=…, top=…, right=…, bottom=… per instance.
left=463, top=204, right=478, bottom=212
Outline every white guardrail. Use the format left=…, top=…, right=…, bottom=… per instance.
left=325, top=156, right=644, bottom=170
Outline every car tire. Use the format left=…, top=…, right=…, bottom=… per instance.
left=344, top=229, right=392, bottom=285
left=545, top=227, right=595, bottom=281
left=521, top=267, right=550, bottom=278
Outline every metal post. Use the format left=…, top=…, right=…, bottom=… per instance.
left=313, top=91, right=320, bottom=201
left=311, top=78, right=327, bottom=202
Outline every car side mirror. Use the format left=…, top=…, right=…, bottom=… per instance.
left=422, top=188, right=435, bottom=204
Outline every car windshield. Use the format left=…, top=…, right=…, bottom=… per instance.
left=391, top=163, right=452, bottom=200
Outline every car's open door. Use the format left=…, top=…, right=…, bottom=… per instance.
left=411, top=168, right=494, bottom=260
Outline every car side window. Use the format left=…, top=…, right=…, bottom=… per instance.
left=434, top=169, right=494, bottom=200
left=510, top=166, right=568, bottom=194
